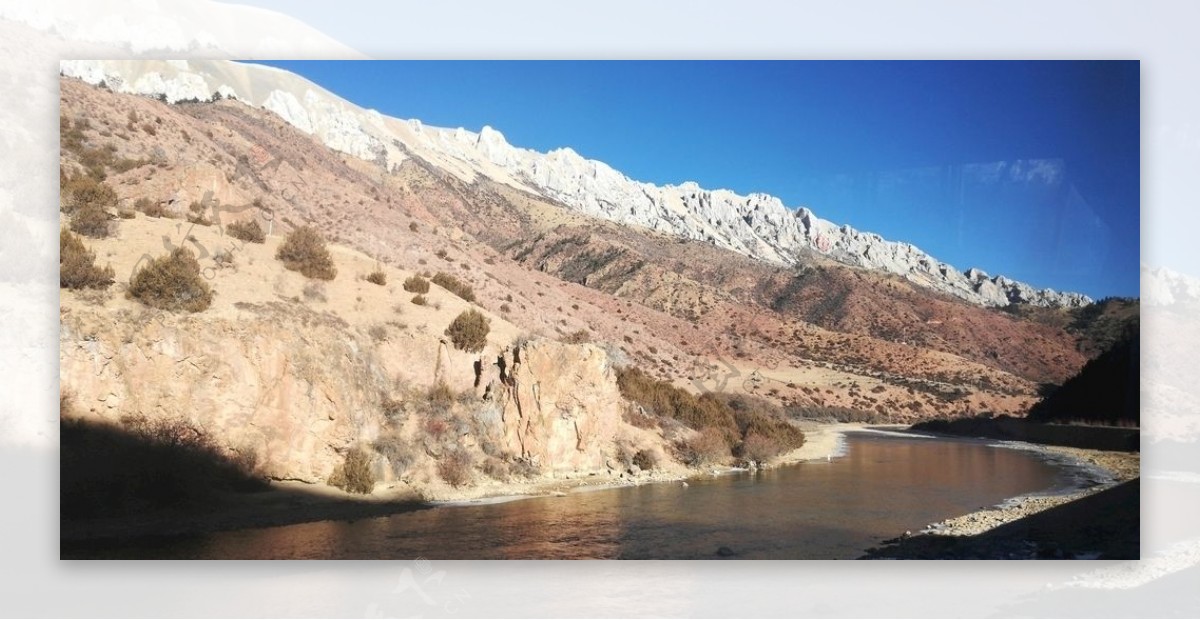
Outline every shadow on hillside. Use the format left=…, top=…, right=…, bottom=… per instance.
left=860, top=478, right=1140, bottom=560
left=60, top=417, right=428, bottom=555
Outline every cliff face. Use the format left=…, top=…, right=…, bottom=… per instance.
left=61, top=302, right=391, bottom=483
left=61, top=299, right=653, bottom=486
left=487, top=341, right=628, bottom=473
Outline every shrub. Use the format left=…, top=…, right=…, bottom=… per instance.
left=60, top=228, right=114, bottom=290
left=616, top=366, right=737, bottom=442
left=70, top=204, right=112, bottom=238
left=411, top=294, right=428, bottom=306
left=366, top=270, right=387, bottom=286
left=480, top=457, right=510, bottom=481
left=368, top=324, right=388, bottom=342
left=372, top=435, right=416, bottom=477
left=409, top=222, right=419, bottom=232
left=632, top=449, right=658, bottom=472
left=563, top=329, right=591, bottom=344
left=427, top=382, right=456, bottom=409
left=127, top=247, right=213, bottom=312
left=437, top=449, right=473, bottom=487
left=134, top=197, right=165, bottom=218
left=226, top=219, right=265, bottom=243
left=679, top=427, right=731, bottom=466
left=327, top=447, right=375, bottom=494
left=445, top=309, right=490, bottom=352
left=740, top=433, right=785, bottom=464
left=403, top=275, right=430, bottom=293
left=432, top=272, right=475, bottom=302
left=276, top=225, right=337, bottom=280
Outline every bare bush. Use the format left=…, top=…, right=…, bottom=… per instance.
left=437, top=449, right=473, bottom=487
left=127, top=247, right=213, bottom=312
left=60, top=228, right=114, bottom=290
left=372, top=435, right=416, bottom=478
left=366, top=270, right=387, bottom=286
left=226, top=219, right=265, bottom=243
left=70, top=204, right=113, bottom=238
left=327, top=447, right=375, bottom=494
left=679, top=427, right=731, bottom=466
left=403, top=274, right=430, bottom=293
left=445, top=309, right=490, bottom=353
left=276, top=225, right=337, bottom=280
left=432, top=272, right=475, bottom=302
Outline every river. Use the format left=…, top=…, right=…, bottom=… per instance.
left=66, top=431, right=1071, bottom=559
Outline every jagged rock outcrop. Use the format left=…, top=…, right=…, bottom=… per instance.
left=59, top=59, right=1091, bottom=309
left=482, top=339, right=645, bottom=474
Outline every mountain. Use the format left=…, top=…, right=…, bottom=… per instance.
left=59, top=59, right=1090, bottom=309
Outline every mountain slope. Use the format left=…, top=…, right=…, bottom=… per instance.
left=59, top=59, right=1090, bottom=309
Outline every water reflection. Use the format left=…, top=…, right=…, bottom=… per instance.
left=84, top=432, right=1067, bottom=559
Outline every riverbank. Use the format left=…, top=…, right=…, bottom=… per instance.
left=62, top=421, right=862, bottom=546
left=862, top=435, right=1140, bottom=559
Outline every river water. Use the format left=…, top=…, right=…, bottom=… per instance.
left=73, top=431, right=1069, bottom=559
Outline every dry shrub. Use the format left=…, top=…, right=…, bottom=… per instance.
left=226, top=219, right=265, bottom=243
left=70, top=204, right=113, bottom=239
left=409, top=222, right=419, bottom=232
left=134, top=197, right=165, bottom=218
left=427, top=382, right=456, bottom=409
left=632, top=449, right=658, bottom=471
left=368, top=324, right=388, bottom=342
left=327, top=447, right=376, bottom=494
left=480, top=456, right=510, bottom=481
left=60, top=228, right=114, bottom=290
left=616, top=366, right=737, bottom=441
left=437, top=448, right=473, bottom=487
left=372, top=435, right=416, bottom=477
left=127, top=247, right=213, bottom=312
left=403, top=274, right=430, bottom=293
left=740, top=433, right=785, bottom=464
left=445, top=309, right=490, bottom=353
left=563, top=329, right=591, bottom=344
left=431, top=272, right=475, bottom=302
left=366, top=270, right=387, bottom=286
left=276, top=225, right=337, bottom=280
left=679, top=427, right=731, bottom=466
left=410, top=294, right=428, bottom=306
left=423, top=416, right=450, bottom=440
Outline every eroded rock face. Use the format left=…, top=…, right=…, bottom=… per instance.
left=60, top=303, right=647, bottom=485
left=485, top=340, right=625, bottom=473
left=60, top=304, right=390, bottom=483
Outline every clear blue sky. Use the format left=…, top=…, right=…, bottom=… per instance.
left=255, top=61, right=1139, bottom=300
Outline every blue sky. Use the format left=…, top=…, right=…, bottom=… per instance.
left=256, top=61, right=1139, bottom=300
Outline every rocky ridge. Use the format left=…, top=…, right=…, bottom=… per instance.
left=59, top=59, right=1091, bottom=309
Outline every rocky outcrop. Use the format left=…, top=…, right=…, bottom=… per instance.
left=59, top=60, right=1091, bottom=309
left=483, top=340, right=628, bottom=473
left=60, top=301, right=659, bottom=486
left=59, top=303, right=391, bottom=483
